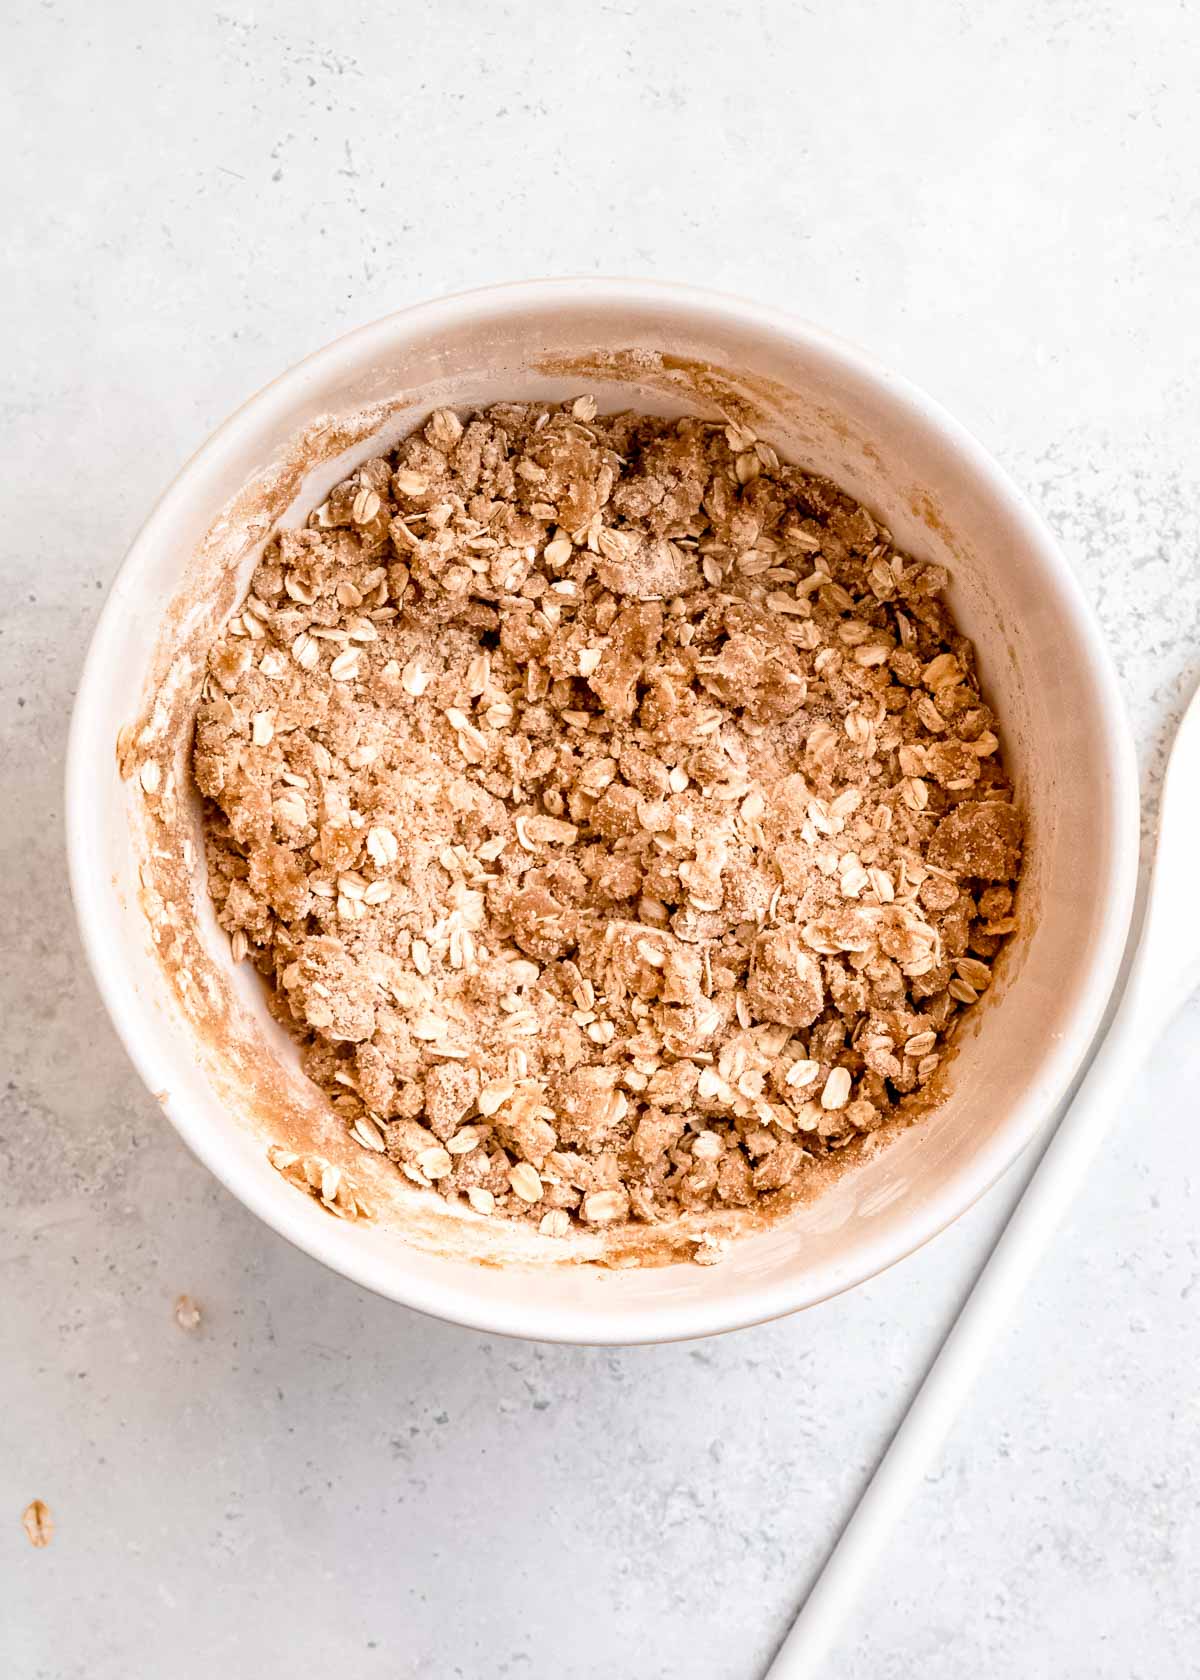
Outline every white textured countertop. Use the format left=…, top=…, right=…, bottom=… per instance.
left=5, top=4, right=1200, bottom=1675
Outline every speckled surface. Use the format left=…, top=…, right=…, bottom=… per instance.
left=5, top=5, right=1200, bottom=1676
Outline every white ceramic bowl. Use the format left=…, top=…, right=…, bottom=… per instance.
left=67, top=280, right=1138, bottom=1344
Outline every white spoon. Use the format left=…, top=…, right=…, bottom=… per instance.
left=766, top=679, right=1200, bottom=1680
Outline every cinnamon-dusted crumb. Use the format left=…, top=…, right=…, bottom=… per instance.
left=173, top=1294, right=202, bottom=1331
left=194, top=401, right=1023, bottom=1235
left=22, top=1500, right=54, bottom=1548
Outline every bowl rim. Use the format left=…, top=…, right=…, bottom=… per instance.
left=65, top=277, right=1140, bottom=1344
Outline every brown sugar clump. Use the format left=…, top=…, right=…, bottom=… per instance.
left=745, top=929, right=825, bottom=1029
left=194, top=402, right=1024, bottom=1236
left=927, top=800, right=1023, bottom=880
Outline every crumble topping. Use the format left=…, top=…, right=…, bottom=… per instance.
left=192, top=399, right=1023, bottom=1236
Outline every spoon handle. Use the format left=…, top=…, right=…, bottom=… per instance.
left=764, top=991, right=1149, bottom=1680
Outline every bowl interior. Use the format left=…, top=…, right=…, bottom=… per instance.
left=68, top=284, right=1135, bottom=1340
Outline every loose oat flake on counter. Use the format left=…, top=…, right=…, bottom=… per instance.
left=194, top=399, right=1023, bottom=1236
